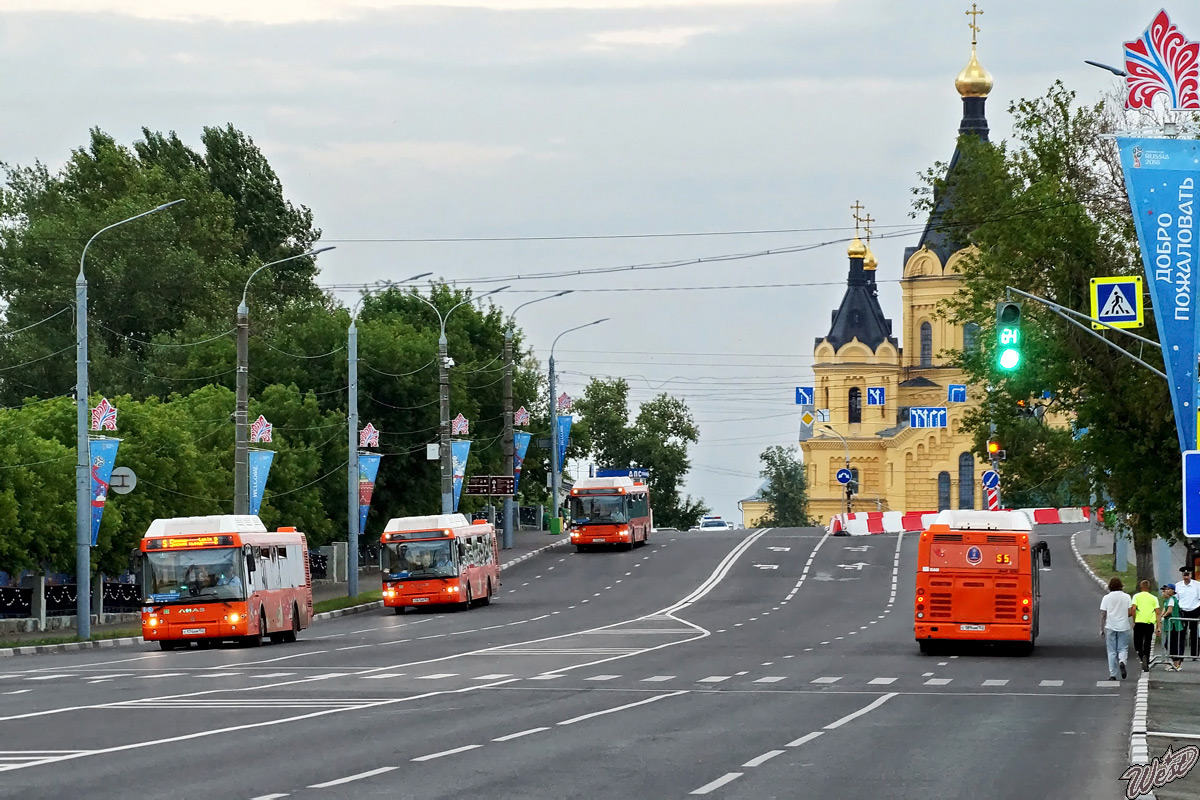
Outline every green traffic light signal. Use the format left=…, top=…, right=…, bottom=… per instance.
left=996, top=301, right=1022, bottom=371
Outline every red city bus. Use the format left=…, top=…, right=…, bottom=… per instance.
left=567, top=476, right=652, bottom=552
left=380, top=514, right=500, bottom=614
left=137, top=515, right=313, bottom=650
left=914, top=510, right=1051, bottom=655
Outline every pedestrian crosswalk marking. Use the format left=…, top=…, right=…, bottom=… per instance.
left=868, top=678, right=897, bottom=685
left=698, top=676, right=730, bottom=683
left=415, top=673, right=458, bottom=680
left=754, top=677, right=787, bottom=683
left=642, top=676, right=675, bottom=682
left=982, top=680, right=1008, bottom=687
left=811, top=677, right=841, bottom=684
left=924, top=678, right=952, bottom=686
left=1039, top=680, right=1063, bottom=687
left=585, top=675, right=621, bottom=681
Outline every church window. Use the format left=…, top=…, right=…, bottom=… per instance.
left=937, top=472, right=951, bottom=511
left=963, top=322, right=980, bottom=352
left=958, top=452, right=974, bottom=509
left=848, top=387, right=862, bottom=424
left=920, top=322, right=933, bottom=367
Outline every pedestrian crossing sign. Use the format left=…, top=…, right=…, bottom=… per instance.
left=1089, top=276, right=1143, bottom=329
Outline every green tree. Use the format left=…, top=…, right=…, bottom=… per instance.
left=757, top=446, right=813, bottom=528
left=574, top=378, right=708, bottom=529
left=921, top=82, right=1173, bottom=582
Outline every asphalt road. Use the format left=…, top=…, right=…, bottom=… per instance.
left=0, top=524, right=1132, bottom=799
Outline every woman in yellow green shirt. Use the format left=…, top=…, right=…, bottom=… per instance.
left=1132, top=580, right=1160, bottom=671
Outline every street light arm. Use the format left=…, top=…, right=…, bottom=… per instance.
left=240, top=245, right=336, bottom=311
left=551, top=318, right=609, bottom=358
left=350, top=272, right=434, bottom=321
left=507, top=290, right=573, bottom=334
left=78, top=199, right=185, bottom=279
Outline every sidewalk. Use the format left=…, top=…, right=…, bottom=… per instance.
left=1, top=528, right=568, bottom=652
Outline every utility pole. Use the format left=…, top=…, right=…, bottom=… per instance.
left=502, top=329, right=514, bottom=549
left=439, top=333, right=453, bottom=514
left=347, top=318, right=359, bottom=597
left=548, top=351, right=559, bottom=527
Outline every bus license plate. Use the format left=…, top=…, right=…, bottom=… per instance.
left=182, top=628, right=206, bottom=635
left=959, top=624, right=986, bottom=631
left=592, top=538, right=604, bottom=543
left=413, top=598, right=428, bottom=603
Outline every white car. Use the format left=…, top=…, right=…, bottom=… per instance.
left=691, top=518, right=734, bottom=531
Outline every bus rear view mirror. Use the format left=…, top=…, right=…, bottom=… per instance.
left=128, top=548, right=143, bottom=575
left=1042, top=548, right=1051, bottom=568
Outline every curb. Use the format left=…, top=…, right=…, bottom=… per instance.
left=0, top=537, right=571, bottom=658
left=1070, top=531, right=1108, bottom=590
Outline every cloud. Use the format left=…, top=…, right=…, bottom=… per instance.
left=277, top=140, right=535, bottom=173
left=586, top=25, right=723, bottom=50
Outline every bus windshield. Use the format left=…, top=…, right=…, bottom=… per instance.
left=570, top=495, right=628, bottom=525
left=144, top=548, right=245, bottom=603
left=383, top=540, right=458, bottom=580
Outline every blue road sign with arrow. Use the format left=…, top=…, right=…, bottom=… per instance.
left=836, top=468, right=852, bottom=485
left=981, top=470, right=999, bottom=489
left=795, top=387, right=814, bottom=406
left=1184, top=451, right=1200, bottom=537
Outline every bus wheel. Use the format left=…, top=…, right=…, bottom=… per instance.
left=576, top=545, right=588, bottom=553
left=393, top=606, right=405, bottom=615
left=1016, top=641, right=1035, bottom=657
left=280, top=605, right=300, bottom=643
left=918, top=640, right=933, bottom=655
left=246, top=612, right=265, bottom=647
left=480, top=580, right=492, bottom=606
left=158, top=640, right=178, bottom=651
left=461, top=585, right=473, bottom=611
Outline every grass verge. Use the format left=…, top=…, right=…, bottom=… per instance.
left=1082, top=553, right=1140, bottom=593
left=313, top=590, right=382, bottom=615
left=0, top=626, right=141, bottom=649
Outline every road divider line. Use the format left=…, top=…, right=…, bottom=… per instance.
left=492, top=727, right=550, bottom=742
left=557, top=691, right=688, bottom=726
left=308, top=766, right=398, bottom=787
left=412, top=745, right=482, bottom=762
left=824, top=693, right=897, bottom=730
left=691, top=772, right=743, bottom=795
left=742, top=749, right=785, bottom=767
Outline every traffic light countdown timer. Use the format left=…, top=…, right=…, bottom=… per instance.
left=996, top=301, right=1022, bottom=371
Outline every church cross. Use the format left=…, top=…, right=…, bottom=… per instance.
left=966, top=4, right=983, bottom=46
left=862, top=213, right=875, bottom=243
left=850, top=200, right=865, bottom=234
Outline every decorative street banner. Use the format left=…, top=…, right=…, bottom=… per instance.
left=88, top=438, right=120, bottom=546
left=250, top=414, right=273, bottom=443
left=512, top=431, right=532, bottom=493
left=555, top=415, right=573, bottom=472
left=451, top=440, right=472, bottom=512
left=557, top=393, right=572, bottom=412
left=514, top=406, right=531, bottom=427
left=359, top=423, right=379, bottom=448
left=248, top=449, right=275, bottom=516
left=452, top=414, right=469, bottom=435
left=1123, top=9, right=1200, bottom=111
left=358, top=452, right=382, bottom=531
left=1117, top=136, right=1200, bottom=451
left=91, top=397, right=117, bottom=431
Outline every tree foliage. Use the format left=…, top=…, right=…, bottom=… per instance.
left=573, top=378, right=708, bottom=529
left=920, top=82, right=1176, bottom=580
left=756, top=445, right=813, bottom=528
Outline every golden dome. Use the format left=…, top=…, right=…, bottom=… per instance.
left=847, top=236, right=867, bottom=258
left=955, top=45, right=992, bottom=97
left=863, top=247, right=877, bottom=271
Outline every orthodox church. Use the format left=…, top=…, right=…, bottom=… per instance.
left=794, top=25, right=995, bottom=523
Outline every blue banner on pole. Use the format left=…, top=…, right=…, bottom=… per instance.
left=88, top=438, right=120, bottom=546
left=1118, top=137, right=1200, bottom=451
left=358, top=453, right=381, bottom=532
left=512, top=431, right=531, bottom=493
left=555, top=415, right=573, bottom=472
left=248, top=449, right=275, bottom=516
left=451, top=440, right=472, bottom=512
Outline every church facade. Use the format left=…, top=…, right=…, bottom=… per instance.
left=799, top=35, right=995, bottom=523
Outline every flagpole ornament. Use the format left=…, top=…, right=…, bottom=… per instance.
left=90, top=397, right=117, bottom=431
left=514, top=406, right=531, bottom=427
left=359, top=423, right=380, bottom=448
left=250, top=414, right=273, bottom=443
left=1124, top=9, right=1200, bottom=110
left=556, top=393, right=572, bottom=412
left=452, top=413, right=469, bottom=435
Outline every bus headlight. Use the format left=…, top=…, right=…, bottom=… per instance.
left=225, top=613, right=240, bottom=623
left=148, top=617, right=158, bottom=626
left=445, top=586, right=459, bottom=593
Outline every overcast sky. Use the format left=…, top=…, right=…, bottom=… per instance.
left=0, top=0, right=1158, bottom=520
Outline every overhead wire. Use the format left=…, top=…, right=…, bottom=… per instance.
left=0, top=306, right=73, bottom=338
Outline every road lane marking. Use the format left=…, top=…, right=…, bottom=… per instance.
left=250, top=673, right=296, bottom=679
left=754, top=677, right=786, bottom=683
left=196, top=673, right=241, bottom=678
left=1097, top=680, right=1120, bottom=687
left=251, top=794, right=290, bottom=800
left=868, top=678, right=897, bottom=685
left=743, top=750, right=785, bottom=767
left=1, top=690, right=32, bottom=695
left=138, top=673, right=187, bottom=679
left=412, top=745, right=482, bottom=762
left=642, top=676, right=675, bottom=682
left=492, top=727, right=549, bottom=742
left=528, top=674, right=564, bottom=680
left=982, top=680, right=1009, bottom=687
left=585, top=675, right=621, bottom=681
left=824, top=693, right=897, bottom=729
left=26, top=676, right=72, bottom=681
left=786, top=731, right=824, bottom=747
left=1040, top=680, right=1064, bottom=687
left=474, top=674, right=512, bottom=680
left=698, top=676, right=729, bottom=683
left=557, top=691, right=688, bottom=725
left=360, top=674, right=405, bottom=680
left=415, top=673, right=457, bottom=680
left=690, top=773, right=743, bottom=794
left=811, top=677, right=841, bottom=684
left=335, top=645, right=373, bottom=651
left=308, top=766, right=398, bottom=787
left=924, top=678, right=952, bottom=686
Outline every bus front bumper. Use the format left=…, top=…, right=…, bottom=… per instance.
left=382, top=581, right=464, bottom=607
left=915, top=622, right=1033, bottom=642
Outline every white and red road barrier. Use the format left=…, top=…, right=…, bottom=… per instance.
left=826, top=506, right=1093, bottom=535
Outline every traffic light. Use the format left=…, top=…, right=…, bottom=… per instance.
left=996, top=301, right=1022, bottom=371
left=986, top=440, right=1007, bottom=461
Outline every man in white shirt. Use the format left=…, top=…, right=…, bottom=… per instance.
left=1100, top=576, right=1134, bottom=680
left=1176, top=566, right=1200, bottom=659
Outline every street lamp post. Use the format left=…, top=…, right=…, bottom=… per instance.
left=346, top=273, right=431, bottom=597
left=549, top=319, right=609, bottom=528
left=235, top=247, right=335, bottom=514
left=501, top=292, right=572, bottom=549
left=76, top=199, right=184, bottom=640
left=409, top=287, right=510, bottom=513
left=823, top=425, right=853, bottom=515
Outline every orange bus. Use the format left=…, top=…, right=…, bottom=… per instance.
left=914, top=510, right=1051, bottom=655
left=567, top=476, right=652, bottom=552
left=380, top=514, right=500, bottom=614
left=137, top=515, right=313, bottom=650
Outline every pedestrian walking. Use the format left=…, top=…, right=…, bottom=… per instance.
left=1176, top=566, right=1200, bottom=660
left=1162, top=584, right=1184, bottom=671
left=1100, top=576, right=1133, bottom=680
left=1131, top=579, right=1160, bottom=671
